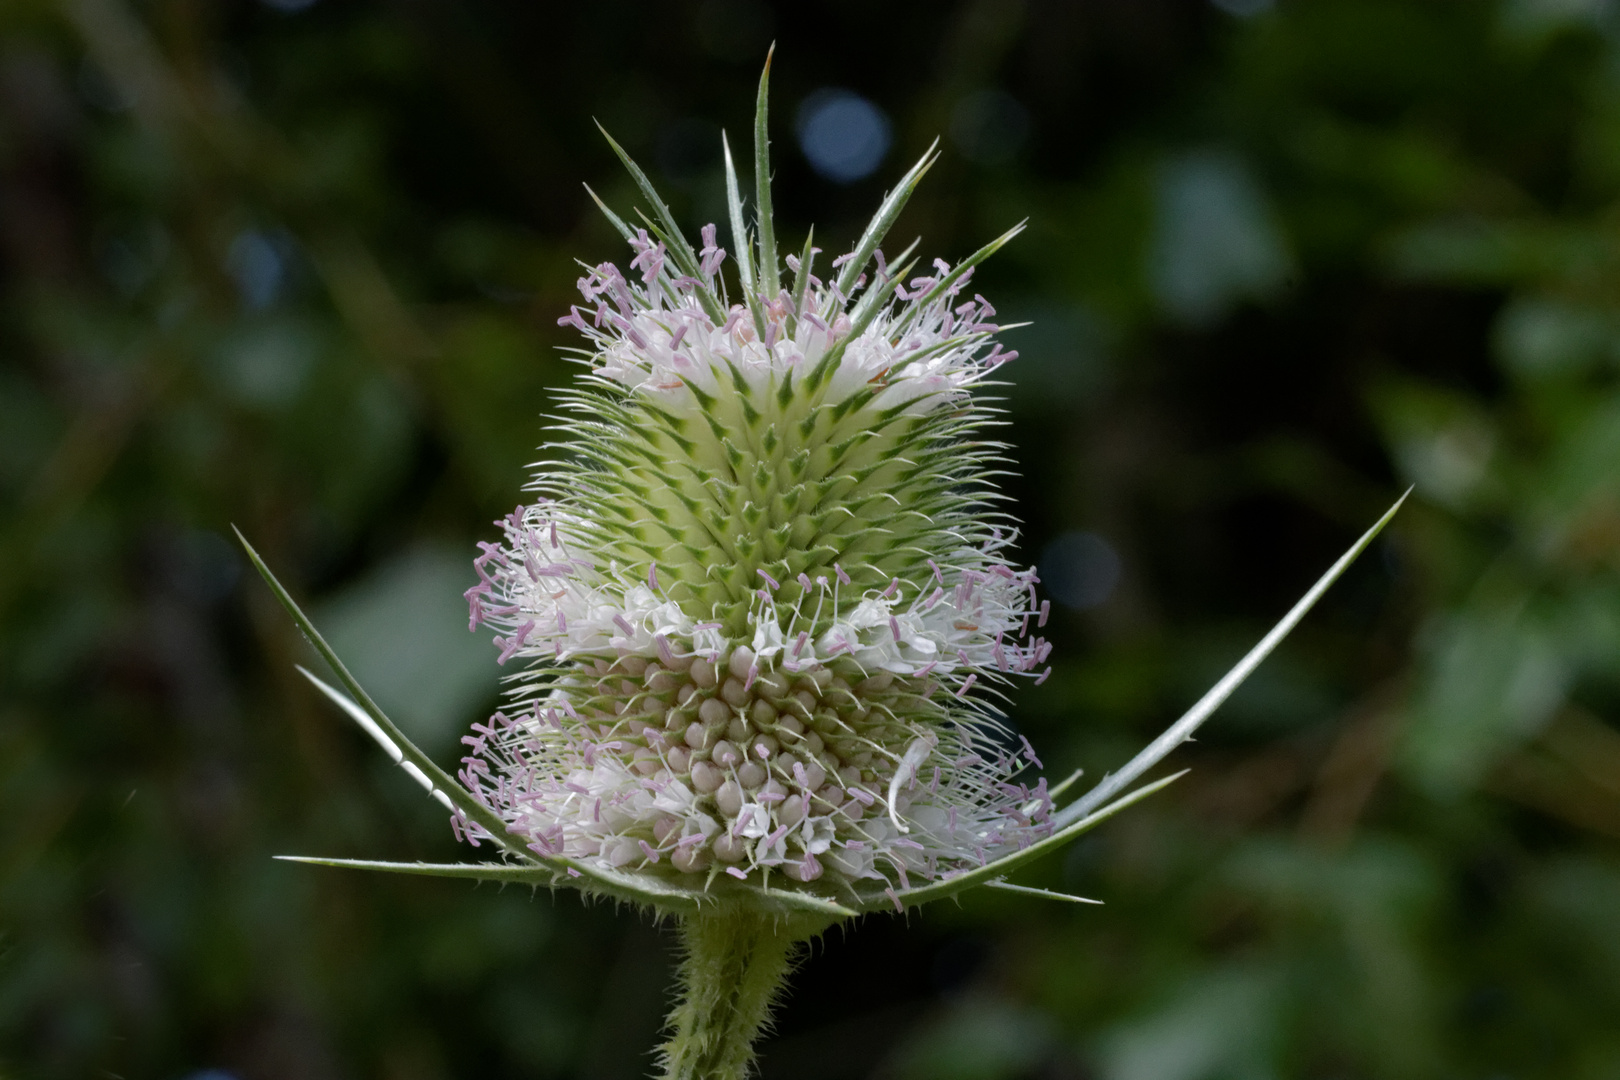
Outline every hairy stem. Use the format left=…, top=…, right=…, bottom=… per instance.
left=659, top=910, right=832, bottom=1080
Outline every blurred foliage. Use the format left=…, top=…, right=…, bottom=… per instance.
left=2, top=0, right=1619, bottom=1078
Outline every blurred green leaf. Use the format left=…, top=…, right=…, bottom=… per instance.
left=316, top=543, right=494, bottom=753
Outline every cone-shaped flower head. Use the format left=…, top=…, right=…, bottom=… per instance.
left=460, top=130, right=1055, bottom=898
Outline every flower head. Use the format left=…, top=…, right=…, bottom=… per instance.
left=462, top=162, right=1054, bottom=896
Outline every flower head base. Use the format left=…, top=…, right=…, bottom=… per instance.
left=462, top=207, right=1057, bottom=896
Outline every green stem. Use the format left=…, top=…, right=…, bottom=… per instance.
left=658, top=910, right=833, bottom=1080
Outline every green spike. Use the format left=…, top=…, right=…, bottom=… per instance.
left=891, top=221, right=1027, bottom=336
left=234, top=532, right=531, bottom=862
left=848, top=255, right=919, bottom=328
left=594, top=121, right=725, bottom=322
left=684, top=378, right=717, bottom=411
left=829, top=388, right=876, bottom=422
left=787, top=227, right=815, bottom=339
left=886, top=235, right=922, bottom=272
left=754, top=45, right=781, bottom=300
left=583, top=183, right=635, bottom=242
left=833, top=143, right=939, bottom=301
left=873, top=771, right=1187, bottom=913
left=271, top=856, right=717, bottom=912
left=723, top=131, right=768, bottom=339
left=642, top=400, right=691, bottom=433
left=826, top=431, right=870, bottom=466
left=806, top=257, right=918, bottom=392
left=1053, top=492, right=1411, bottom=829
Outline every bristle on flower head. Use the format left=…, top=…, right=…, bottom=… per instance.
left=462, top=112, right=1052, bottom=894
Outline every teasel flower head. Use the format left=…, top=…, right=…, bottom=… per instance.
left=457, top=175, right=1063, bottom=904
left=243, top=50, right=1402, bottom=1080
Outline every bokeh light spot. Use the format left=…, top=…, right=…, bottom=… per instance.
left=226, top=229, right=287, bottom=311
left=1039, top=531, right=1122, bottom=612
left=796, top=89, right=891, bottom=183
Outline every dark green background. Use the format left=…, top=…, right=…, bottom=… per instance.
left=4, top=1, right=1620, bottom=1077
